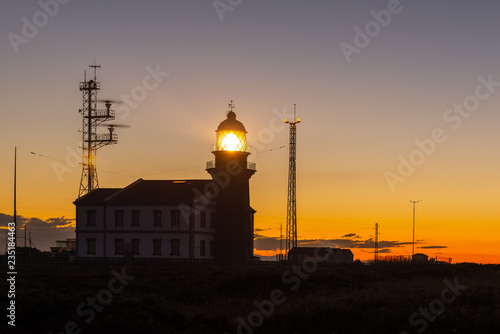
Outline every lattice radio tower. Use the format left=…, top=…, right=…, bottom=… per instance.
left=285, top=104, right=301, bottom=260
left=78, top=63, right=118, bottom=197
left=374, top=223, right=380, bottom=263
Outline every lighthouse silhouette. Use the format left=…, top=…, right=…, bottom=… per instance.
left=206, top=103, right=256, bottom=262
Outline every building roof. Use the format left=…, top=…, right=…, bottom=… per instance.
left=74, top=178, right=214, bottom=205
left=75, top=188, right=121, bottom=203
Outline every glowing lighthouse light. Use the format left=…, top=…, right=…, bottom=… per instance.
left=215, top=104, right=247, bottom=152
left=218, top=131, right=245, bottom=151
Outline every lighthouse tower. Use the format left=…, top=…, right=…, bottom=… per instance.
left=206, top=103, right=256, bottom=262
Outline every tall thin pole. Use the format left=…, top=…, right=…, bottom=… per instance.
left=280, top=223, right=282, bottom=260
left=14, top=146, right=17, bottom=252
left=410, top=200, right=420, bottom=259
left=374, top=223, right=379, bottom=263
left=29, top=231, right=32, bottom=262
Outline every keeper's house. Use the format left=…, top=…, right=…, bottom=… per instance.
left=74, top=179, right=222, bottom=260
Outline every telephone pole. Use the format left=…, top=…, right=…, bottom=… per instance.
left=374, top=223, right=380, bottom=263
left=280, top=223, right=283, bottom=261
left=410, top=200, right=421, bottom=259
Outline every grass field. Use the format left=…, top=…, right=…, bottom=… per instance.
left=4, top=261, right=500, bottom=333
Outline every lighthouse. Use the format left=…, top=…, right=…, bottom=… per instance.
left=206, top=103, right=256, bottom=262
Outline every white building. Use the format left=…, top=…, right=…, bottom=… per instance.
left=74, top=179, right=220, bottom=260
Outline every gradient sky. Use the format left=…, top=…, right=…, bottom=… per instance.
left=1, top=0, right=500, bottom=263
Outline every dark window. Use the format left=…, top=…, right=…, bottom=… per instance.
left=115, top=210, right=124, bottom=227
left=200, top=211, right=206, bottom=228
left=170, top=239, right=180, bottom=256
left=153, top=239, right=162, bottom=256
left=87, top=238, right=96, bottom=255
left=153, top=210, right=162, bottom=226
left=87, top=210, right=96, bottom=226
left=114, top=238, right=124, bottom=255
left=131, top=210, right=140, bottom=226
left=171, top=210, right=180, bottom=230
left=210, top=213, right=216, bottom=228
left=200, top=240, right=206, bottom=256
left=210, top=241, right=214, bottom=257
left=132, top=238, right=140, bottom=255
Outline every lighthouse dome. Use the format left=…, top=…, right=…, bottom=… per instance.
left=216, top=111, right=247, bottom=133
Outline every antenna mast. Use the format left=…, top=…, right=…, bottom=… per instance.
left=285, top=104, right=301, bottom=262
left=78, top=63, right=118, bottom=197
left=410, top=200, right=421, bottom=259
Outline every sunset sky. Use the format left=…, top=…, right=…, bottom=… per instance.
left=1, top=0, right=499, bottom=263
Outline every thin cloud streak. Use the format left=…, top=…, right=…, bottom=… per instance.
left=254, top=235, right=415, bottom=252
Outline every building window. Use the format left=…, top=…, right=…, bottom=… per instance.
left=171, top=210, right=180, bottom=230
left=114, top=238, right=124, bottom=255
left=153, top=239, right=162, bottom=256
left=131, top=210, right=140, bottom=226
left=210, top=241, right=214, bottom=257
left=210, top=213, right=216, bottom=228
left=153, top=210, right=162, bottom=226
left=87, top=238, right=96, bottom=255
left=132, top=238, right=140, bottom=255
left=115, top=210, right=124, bottom=228
left=200, top=240, right=206, bottom=256
left=87, top=210, right=96, bottom=226
left=200, top=211, right=206, bottom=228
left=170, top=239, right=180, bottom=256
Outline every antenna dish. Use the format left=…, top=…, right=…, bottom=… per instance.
left=99, top=123, right=130, bottom=128
left=97, top=99, right=123, bottom=105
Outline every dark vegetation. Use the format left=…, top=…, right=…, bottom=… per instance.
left=3, top=261, right=500, bottom=333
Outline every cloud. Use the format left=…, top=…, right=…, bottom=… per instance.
left=254, top=236, right=280, bottom=251
left=419, top=245, right=448, bottom=249
left=254, top=234, right=413, bottom=252
left=342, top=233, right=361, bottom=239
left=0, top=213, right=75, bottom=252
left=0, top=213, right=74, bottom=231
left=254, top=227, right=271, bottom=232
left=298, top=238, right=412, bottom=250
